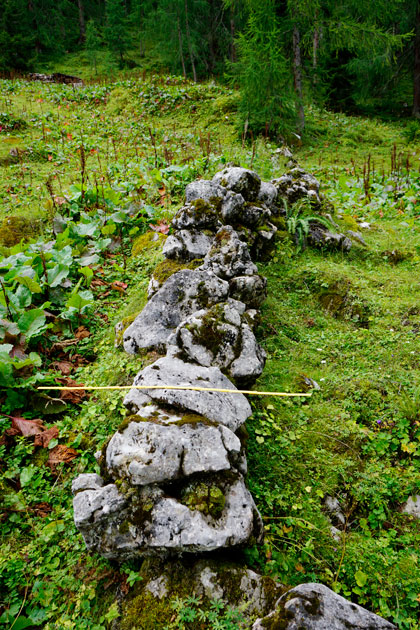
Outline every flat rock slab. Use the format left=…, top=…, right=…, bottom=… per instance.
left=106, top=419, right=242, bottom=485
left=123, top=270, right=229, bottom=353
left=123, top=355, right=252, bottom=432
left=73, top=473, right=263, bottom=559
left=252, top=583, right=396, bottom=630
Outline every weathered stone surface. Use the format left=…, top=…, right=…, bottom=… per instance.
left=213, top=167, right=261, bottom=201
left=402, top=495, right=420, bottom=518
left=220, top=191, right=245, bottom=223
left=106, top=418, right=242, bottom=485
left=73, top=473, right=263, bottom=559
left=258, top=181, right=278, bottom=207
left=307, top=222, right=352, bottom=252
left=123, top=355, right=252, bottom=432
left=252, top=583, right=396, bottom=630
left=162, top=229, right=213, bottom=262
left=185, top=179, right=227, bottom=204
left=172, top=200, right=222, bottom=231
left=229, top=274, right=267, bottom=309
left=123, top=270, right=229, bottom=353
left=199, top=225, right=257, bottom=279
left=172, top=300, right=265, bottom=386
left=121, top=558, right=284, bottom=624
left=72, top=473, right=104, bottom=494
left=273, top=167, right=321, bottom=206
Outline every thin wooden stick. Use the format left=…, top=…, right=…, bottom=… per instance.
left=37, top=385, right=311, bottom=397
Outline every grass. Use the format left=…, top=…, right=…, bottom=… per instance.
left=1, top=67, right=420, bottom=629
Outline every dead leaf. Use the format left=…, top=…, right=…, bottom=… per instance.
left=51, top=360, right=73, bottom=375
left=56, top=378, right=87, bottom=404
left=34, top=426, right=59, bottom=448
left=12, top=417, right=45, bottom=436
left=47, top=444, right=77, bottom=471
left=111, top=281, right=127, bottom=294
left=75, top=326, right=91, bottom=340
left=150, top=220, right=169, bottom=235
left=33, top=502, right=52, bottom=517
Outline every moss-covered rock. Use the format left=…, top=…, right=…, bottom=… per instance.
left=131, top=231, right=167, bottom=258
left=181, top=481, right=226, bottom=519
left=0, top=215, right=37, bottom=247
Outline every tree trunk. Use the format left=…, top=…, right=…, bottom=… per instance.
left=184, top=0, right=197, bottom=82
left=230, top=5, right=236, bottom=63
left=292, top=25, right=305, bottom=133
left=177, top=15, right=187, bottom=78
left=77, top=0, right=86, bottom=44
left=413, top=0, right=420, bottom=117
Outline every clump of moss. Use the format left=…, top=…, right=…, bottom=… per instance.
left=382, top=248, right=413, bottom=264
left=152, top=257, right=203, bottom=286
left=174, top=413, right=216, bottom=427
left=117, top=414, right=150, bottom=433
left=132, top=231, right=166, bottom=257
left=181, top=481, right=226, bottom=519
left=0, top=215, right=37, bottom=247
left=114, top=312, right=140, bottom=346
left=338, top=214, right=359, bottom=232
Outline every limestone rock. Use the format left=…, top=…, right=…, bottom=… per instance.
left=185, top=179, right=227, bottom=204
left=273, top=167, right=321, bottom=206
left=258, top=181, right=278, bottom=207
left=252, top=583, right=396, bottom=630
left=307, top=222, right=352, bottom=252
left=123, top=270, right=229, bottom=353
left=162, top=229, right=213, bottom=262
left=73, top=473, right=263, bottom=559
left=72, top=473, right=104, bottom=494
left=213, top=167, right=261, bottom=201
left=123, top=355, right=252, bottom=432
left=220, top=191, right=246, bottom=224
left=402, top=495, right=420, bottom=518
left=229, top=274, right=267, bottom=309
left=199, top=225, right=257, bottom=279
left=106, top=418, right=242, bottom=485
left=172, top=200, right=222, bottom=232
left=172, top=300, right=265, bottom=386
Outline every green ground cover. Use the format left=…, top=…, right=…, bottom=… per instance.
left=1, top=74, right=420, bottom=629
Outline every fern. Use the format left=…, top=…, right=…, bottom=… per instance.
left=285, top=198, right=336, bottom=252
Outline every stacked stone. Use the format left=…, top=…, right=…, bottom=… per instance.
left=72, top=167, right=285, bottom=560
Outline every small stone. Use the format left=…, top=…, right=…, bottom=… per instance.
left=402, top=495, right=420, bottom=518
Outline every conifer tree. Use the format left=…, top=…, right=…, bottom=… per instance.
left=105, top=0, right=130, bottom=65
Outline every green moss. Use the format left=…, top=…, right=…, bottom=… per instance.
left=339, top=214, right=360, bottom=232
left=132, top=231, right=166, bottom=257
left=181, top=482, right=226, bottom=519
left=114, top=313, right=140, bottom=346
left=0, top=215, right=37, bottom=247
left=174, top=413, right=216, bottom=427
left=117, top=414, right=150, bottom=433
left=120, top=591, right=175, bottom=630
left=152, top=257, right=203, bottom=286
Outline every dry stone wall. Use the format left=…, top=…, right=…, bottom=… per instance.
left=72, top=167, right=396, bottom=628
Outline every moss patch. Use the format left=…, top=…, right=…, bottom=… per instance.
left=132, top=231, right=167, bottom=257
left=0, top=215, right=38, bottom=247
left=181, top=481, right=226, bottom=519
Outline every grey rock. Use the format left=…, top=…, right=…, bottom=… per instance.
left=185, top=179, right=227, bottom=204
left=220, top=191, right=245, bottom=223
left=258, top=181, right=278, bottom=206
left=123, top=355, right=252, bottom=432
left=213, top=167, right=261, bottom=201
left=229, top=274, right=267, bottom=309
left=106, top=419, right=242, bottom=485
left=172, top=301, right=265, bottom=386
left=172, top=201, right=222, bottom=232
left=72, top=473, right=104, bottom=494
left=252, top=583, right=396, bottom=630
left=163, top=229, right=213, bottom=262
left=199, top=226, right=257, bottom=279
left=307, top=222, right=352, bottom=252
left=123, top=270, right=229, bottom=353
left=402, top=495, right=420, bottom=518
left=145, top=576, right=169, bottom=599
left=324, top=496, right=345, bottom=525
left=272, top=167, right=321, bottom=206
left=347, top=230, right=367, bottom=246
left=73, top=474, right=263, bottom=559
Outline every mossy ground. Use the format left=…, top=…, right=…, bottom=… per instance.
left=1, top=67, right=420, bottom=629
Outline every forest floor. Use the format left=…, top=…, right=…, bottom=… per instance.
left=1, top=68, right=420, bottom=630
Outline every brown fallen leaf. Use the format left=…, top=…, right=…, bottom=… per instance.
left=56, top=377, right=87, bottom=404
left=47, top=444, right=78, bottom=471
left=34, top=426, right=59, bottom=448
left=75, top=326, right=91, bottom=340
left=111, top=281, right=128, bottom=294
left=12, top=417, right=45, bottom=437
left=51, top=360, right=73, bottom=375
left=150, top=220, right=169, bottom=235
left=32, top=502, right=52, bottom=517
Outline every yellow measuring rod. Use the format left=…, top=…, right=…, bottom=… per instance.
left=38, top=385, right=312, bottom=397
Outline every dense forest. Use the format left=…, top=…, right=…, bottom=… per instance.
left=2, top=0, right=420, bottom=131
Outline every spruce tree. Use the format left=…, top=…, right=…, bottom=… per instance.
left=105, top=0, right=130, bottom=66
